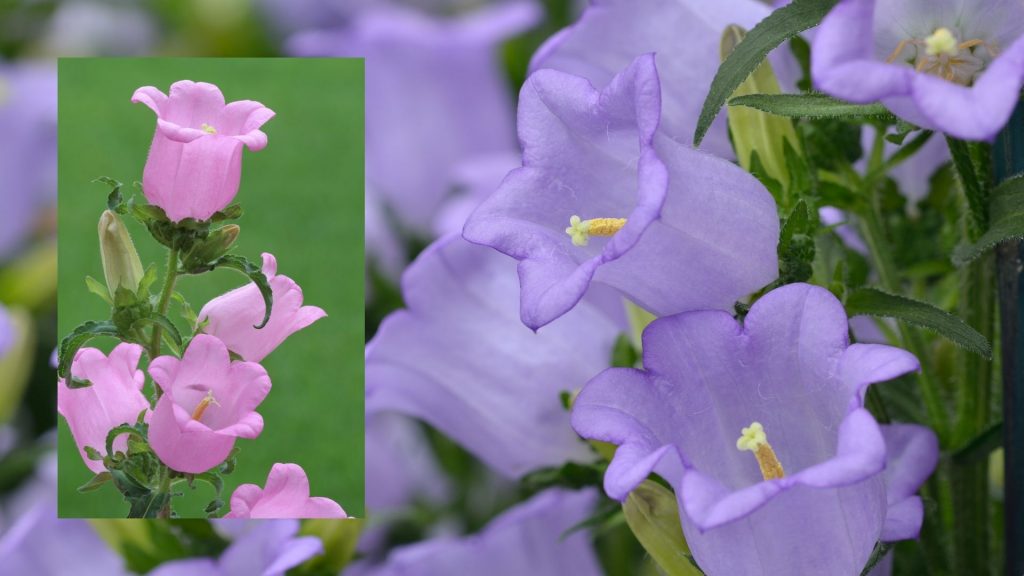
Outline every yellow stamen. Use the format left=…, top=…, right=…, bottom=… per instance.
left=737, top=422, right=785, bottom=481
left=565, top=215, right=628, bottom=247
left=200, top=123, right=217, bottom=135
left=925, top=28, right=959, bottom=57
left=191, top=390, right=220, bottom=421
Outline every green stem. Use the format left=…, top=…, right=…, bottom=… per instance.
left=856, top=208, right=948, bottom=440
left=149, top=248, right=179, bottom=364
left=157, top=465, right=172, bottom=519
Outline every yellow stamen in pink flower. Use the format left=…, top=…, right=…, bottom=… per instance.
left=200, top=123, right=217, bottom=135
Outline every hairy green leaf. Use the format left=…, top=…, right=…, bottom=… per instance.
left=729, top=93, right=894, bottom=120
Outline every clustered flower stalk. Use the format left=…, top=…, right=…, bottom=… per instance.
left=57, top=80, right=345, bottom=519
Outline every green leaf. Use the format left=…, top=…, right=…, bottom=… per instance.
left=127, top=490, right=170, bottom=519
left=171, top=291, right=199, bottom=327
left=106, top=424, right=145, bottom=457
left=78, top=471, right=113, bottom=493
left=85, top=276, right=114, bottom=305
left=953, top=174, right=1024, bottom=265
left=203, top=254, right=274, bottom=328
left=729, top=93, right=894, bottom=121
left=67, top=378, right=93, bottom=389
left=623, top=480, right=704, bottom=576
left=845, top=287, right=992, bottom=358
left=94, top=176, right=126, bottom=213
left=210, top=204, right=243, bottom=222
left=137, top=264, right=158, bottom=297
left=778, top=200, right=817, bottom=285
left=521, top=461, right=605, bottom=493
left=694, top=0, right=838, bottom=146
left=952, top=421, right=1003, bottom=464
left=58, top=320, right=121, bottom=379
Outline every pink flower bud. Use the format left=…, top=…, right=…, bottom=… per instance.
left=57, top=343, right=150, bottom=474
left=198, top=253, right=326, bottom=362
left=131, top=80, right=274, bottom=222
left=148, top=334, right=271, bottom=473
left=225, top=463, right=347, bottom=519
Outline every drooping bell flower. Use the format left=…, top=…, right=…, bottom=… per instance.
left=571, top=283, right=939, bottom=576
left=463, top=55, right=779, bottom=329
left=57, top=343, right=150, bottom=474
left=131, top=80, right=275, bottom=222
left=148, top=520, right=323, bottom=576
left=225, top=463, right=348, bottom=519
left=366, top=235, right=620, bottom=478
left=0, top=62, right=56, bottom=262
left=148, top=334, right=271, bottom=474
left=288, top=2, right=539, bottom=234
left=813, top=0, right=1024, bottom=141
left=530, top=0, right=790, bottom=160
left=346, top=488, right=603, bottom=576
left=197, top=253, right=326, bottom=363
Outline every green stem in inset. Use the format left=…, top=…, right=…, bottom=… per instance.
left=149, top=249, right=179, bottom=378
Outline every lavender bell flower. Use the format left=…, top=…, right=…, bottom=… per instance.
left=346, top=488, right=603, bottom=576
left=0, top=62, right=56, bottom=261
left=149, top=520, right=323, bottom=576
left=433, top=152, right=520, bottom=237
left=530, top=0, right=780, bottom=159
left=463, top=55, right=780, bottom=329
left=0, top=501, right=128, bottom=575
left=571, top=283, right=939, bottom=576
left=366, top=235, right=620, bottom=478
left=813, top=0, right=1024, bottom=141
left=288, top=1, right=539, bottom=234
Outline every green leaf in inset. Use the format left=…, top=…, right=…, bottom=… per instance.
left=134, top=313, right=183, bottom=348
left=729, top=93, right=894, bottom=121
left=845, top=287, right=992, bottom=358
left=693, top=0, right=838, bottom=146
left=952, top=174, right=1024, bottom=265
left=58, top=320, right=121, bottom=379
left=78, top=471, right=113, bottom=493
left=623, top=480, right=703, bottom=576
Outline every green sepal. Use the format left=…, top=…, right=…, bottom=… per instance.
left=58, top=320, right=121, bottom=379
left=194, top=254, right=273, bottom=328
left=210, top=204, right=243, bottom=222
left=67, top=378, right=93, bottom=389
left=78, top=471, right=113, bottom=493
left=777, top=200, right=818, bottom=285
left=94, top=176, right=127, bottom=214
left=623, top=480, right=704, bottom=576
left=137, top=264, right=159, bottom=298
left=845, top=287, right=992, bottom=358
left=85, top=276, right=114, bottom=306
left=84, top=445, right=104, bottom=461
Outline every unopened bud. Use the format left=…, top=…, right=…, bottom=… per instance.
left=192, top=224, right=240, bottom=264
left=98, top=210, right=144, bottom=299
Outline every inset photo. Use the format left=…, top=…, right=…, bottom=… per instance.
left=56, top=58, right=364, bottom=519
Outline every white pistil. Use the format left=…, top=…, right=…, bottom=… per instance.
left=565, top=215, right=627, bottom=247
left=191, top=390, right=220, bottom=421
left=737, top=422, right=785, bottom=481
left=201, top=123, right=218, bottom=135
left=925, top=27, right=959, bottom=57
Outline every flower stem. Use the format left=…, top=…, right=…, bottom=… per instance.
left=149, top=248, right=179, bottom=366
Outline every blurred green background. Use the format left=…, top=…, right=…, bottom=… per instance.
left=57, top=58, right=364, bottom=518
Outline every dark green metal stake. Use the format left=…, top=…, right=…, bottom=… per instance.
left=994, top=98, right=1024, bottom=576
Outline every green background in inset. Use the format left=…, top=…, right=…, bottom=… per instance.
left=57, top=58, right=364, bottom=518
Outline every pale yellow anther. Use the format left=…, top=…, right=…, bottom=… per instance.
left=737, top=421, right=785, bottom=481
left=201, top=123, right=218, bottom=135
left=191, top=390, right=220, bottom=421
left=925, top=28, right=959, bottom=57
left=565, top=215, right=627, bottom=247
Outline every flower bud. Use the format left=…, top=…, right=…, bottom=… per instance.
left=182, top=225, right=240, bottom=272
left=98, top=210, right=144, bottom=299
left=722, top=25, right=800, bottom=195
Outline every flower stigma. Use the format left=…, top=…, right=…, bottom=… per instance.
left=737, top=422, right=785, bottom=481
left=565, top=215, right=627, bottom=247
left=191, top=390, right=220, bottom=421
left=201, top=123, right=218, bottom=135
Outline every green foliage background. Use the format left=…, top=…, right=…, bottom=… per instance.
left=57, top=58, right=364, bottom=518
